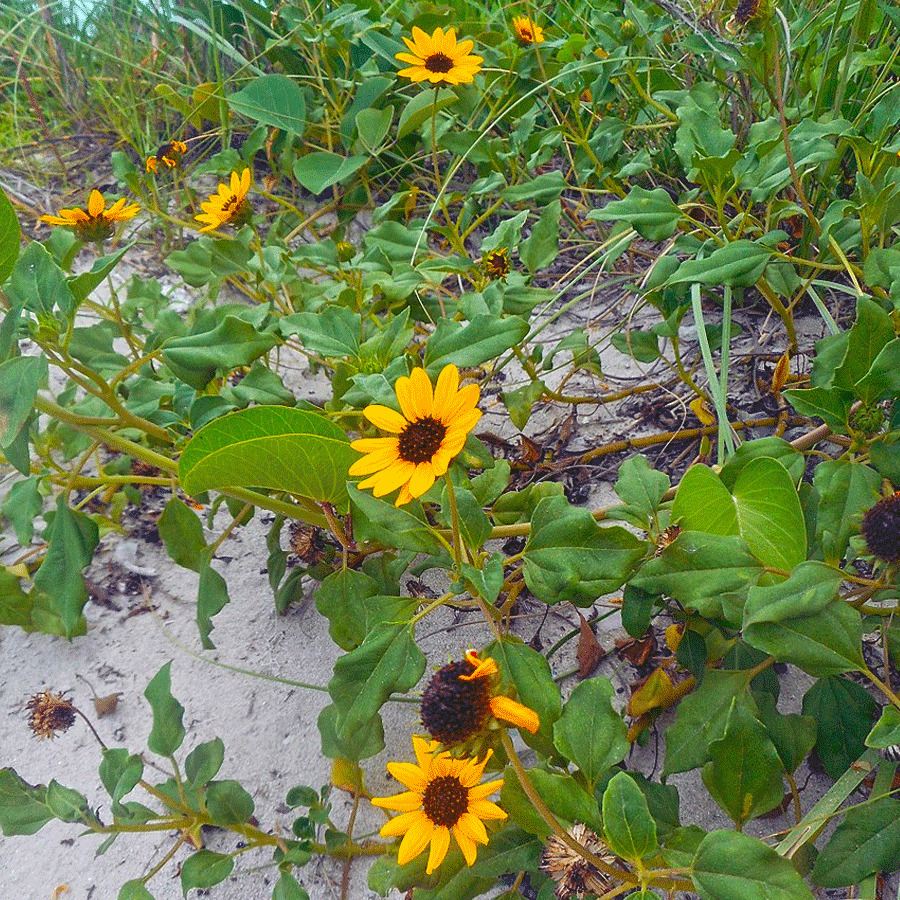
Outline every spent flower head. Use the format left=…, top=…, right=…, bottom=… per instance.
left=396, top=26, right=483, bottom=85
left=372, top=736, right=506, bottom=873
left=420, top=648, right=540, bottom=744
left=861, top=492, right=900, bottom=563
left=25, top=691, right=77, bottom=740
left=350, top=364, right=481, bottom=506
left=40, top=189, right=139, bottom=243
left=482, top=247, right=511, bottom=280
left=541, top=823, right=620, bottom=899
left=146, top=139, right=188, bottom=173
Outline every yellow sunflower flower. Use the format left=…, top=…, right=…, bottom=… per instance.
left=372, top=736, right=506, bottom=873
left=349, top=364, right=481, bottom=506
left=421, top=648, right=541, bottom=743
left=194, top=168, right=253, bottom=233
left=512, top=16, right=545, bottom=44
left=40, top=189, right=139, bottom=242
left=147, top=139, right=188, bottom=173
left=396, top=26, right=483, bottom=85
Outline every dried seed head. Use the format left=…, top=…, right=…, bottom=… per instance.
left=541, top=823, right=620, bottom=899
left=861, top=493, right=900, bottom=563
left=26, top=691, right=77, bottom=740
left=734, top=0, right=761, bottom=24
left=420, top=659, right=492, bottom=744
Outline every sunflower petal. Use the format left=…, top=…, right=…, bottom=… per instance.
left=455, top=811, right=489, bottom=845
left=407, top=462, right=436, bottom=498
left=370, top=460, right=416, bottom=497
left=467, top=797, right=507, bottom=820
left=370, top=790, right=422, bottom=813
left=412, top=735, right=440, bottom=772
left=426, top=826, right=451, bottom=874
left=88, top=190, right=105, bottom=217
left=386, top=760, right=428, bottom=792
left=409, top=367, right=434, bottom=418
left=433, top=364, right=460, bottom=414
left=490, top=695, right=541, bottom=733
left=378, top=808, right=424, bottom=837
left=452, top=823, right=479, bottom=866
left=364, top=405, right=408, bottom=432
left=397, top=815, right=434, bottom=865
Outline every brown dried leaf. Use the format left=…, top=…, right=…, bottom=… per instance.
left=577, top=613, right=603, bottom=678
left=92, top=693, right=122, bottom=717
left=615, top=633, right=655, bottom=666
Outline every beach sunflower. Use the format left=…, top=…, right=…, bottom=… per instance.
left=25, top=691, right=77, bottom=740
left=861, top=492, right=900, bottom=563
left=396, top=26, right=483, bottom=85
left=372, top=736, right=506, bottom=873
left=40, top=189, right=140, bottom=242
left=194, top=168, right=253, bottom=232
left=512, top=16, right=545, bottom=44
left=349, top=364, right=481, bottom=506
left=421, top=649, right=540, bottom=744
left=482, top=247, right=510, bottom=280
left=146, top=139, right=188, bottom=173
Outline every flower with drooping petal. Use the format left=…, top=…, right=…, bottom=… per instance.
left=147, top=139, right=188, bottom=173
left=512, top=16, right=545, bottom=44
left=40, top=189, right=139, bottom=242
left=349, top=364, right=481, bottom=506
left=372, top=736, right=506, bottom=873
left=396, top=26, right=483, bottom=85
left=194, top=169, right=252, bottom=232
left=420, top=648, right=540, bottom=743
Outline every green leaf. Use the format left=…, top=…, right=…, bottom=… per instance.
left=272, top=872, right=310, bottom=900
left=206, top=780, right=254, bottom=825
left=423, top=315, right=529, bottom=373
left=489, top=639, right=562, bottom=756
left=501, top=770, right=598, bottom=837
left=802, top=675, right=878, bottom=779
left=2, top=476, right=41, bottom=544
left=601, top=772, right=657, bottom=862
left=632, top=532, right=763, bottom=624
left=118, top=881, right=156, bottom=900
left=158, top=498, right=206, bottom=571
left=0, top=185, right=21, bottom=283
left=33, top=497, right=99, bottom=638
left=293, top=152, right=367, bottom=195
left=671, top=464, right=739, bottom=535
left=355, top=106, right=394, bottom=153
left=520, top=200, right=560, bottom=273
left=811, top=797, right=900, bottom=886
left=144, top=662, right=186, bottom=757
left=743, top=561, right=842, bottom=628
left=185, top=738, right=225, bottom=786
left=348, top=486, right=445, bottom=555
left=179, top=406, right=357, bottom=509
left=162, top=315, right=277, bottom=389
left=523, top=495, right=646, bottom=605
left=396, top=88, right=457, bottom=141
left=866, top=705, right=900, bottom=749
left=553, top=678, right=628, bottom=788
left=745, top=600, right=864, bottom=676
left=591, top=186, right=682, bottom=240
left=99, top=749, right=143, bottom=804
left=502, top=171, right=569, bottom=204
left=834, top=295, right=894, bottom=397
left=812, top=459, right=881, bottom=564
left=0, top=355, right=48, bottom=447
left=613, top=454, right=671, bottom=528
left=700, top=703, right=784, bottom=827
left=784, top=386, right=851, bottom=432
left=315, top=569, right=379, bottom=651
left=666, top=240, right=773, bottom=289
left=67, top=245, right=130, bottom=304
left=731, top=457, right=806, bottom=572
left=0, top=768, right=53, bottom=835
left=227, top=74, right=307, bottom=132
left=663, top=670, right=754, bottom=777
left=5, top=242, right=75, bottom=318
left=611, top=328, right=661, bottom=363
left=179, top=850, right=234, bottom=896
left=327, top=625, right=425, bottom=759
left=755, top=694, right=816, bottom=775
left=692, top=830, right=814, bottom=900
left=501, top=378, right=544, bottom=430
left=279, top=307, right=361, bottom=357
left=855, top=337, right=900, bottom=402
left=197, top=558, right=230, bottom=650
left=718, top=437, right=804, bottom=490
left=621, top=584, right=657, bottom=638
left=46, top=779, right=100, bottom=825
left=317, top=703, right=385, bottom=761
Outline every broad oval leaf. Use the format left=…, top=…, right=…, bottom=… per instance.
left=591, top=186, right=682, bottom=240
left=0, top=185, right=21, bottom=283
left=666, top=240, right=773, bottom=289
left=602, top=772, right=658, bottom=862
left=227, top=74, right=306, bottom=133
left=179, top=406, right=357, bottom=509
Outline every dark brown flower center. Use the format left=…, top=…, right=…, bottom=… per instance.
left=398, top=417, right=446, bottom=464
left=422, top=774, right=469, bottom=827
left=420, top=659, right=491, bottom=743
left=425, top=52, right=454, bottom=73
left=861, top=493, right=900, bottom=562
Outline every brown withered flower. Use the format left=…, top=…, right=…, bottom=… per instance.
left=861, top=493, right=900, bottom=563
left=26, top=691, right=77, bottom=740
left=541, top=823, right=620, bottom=899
